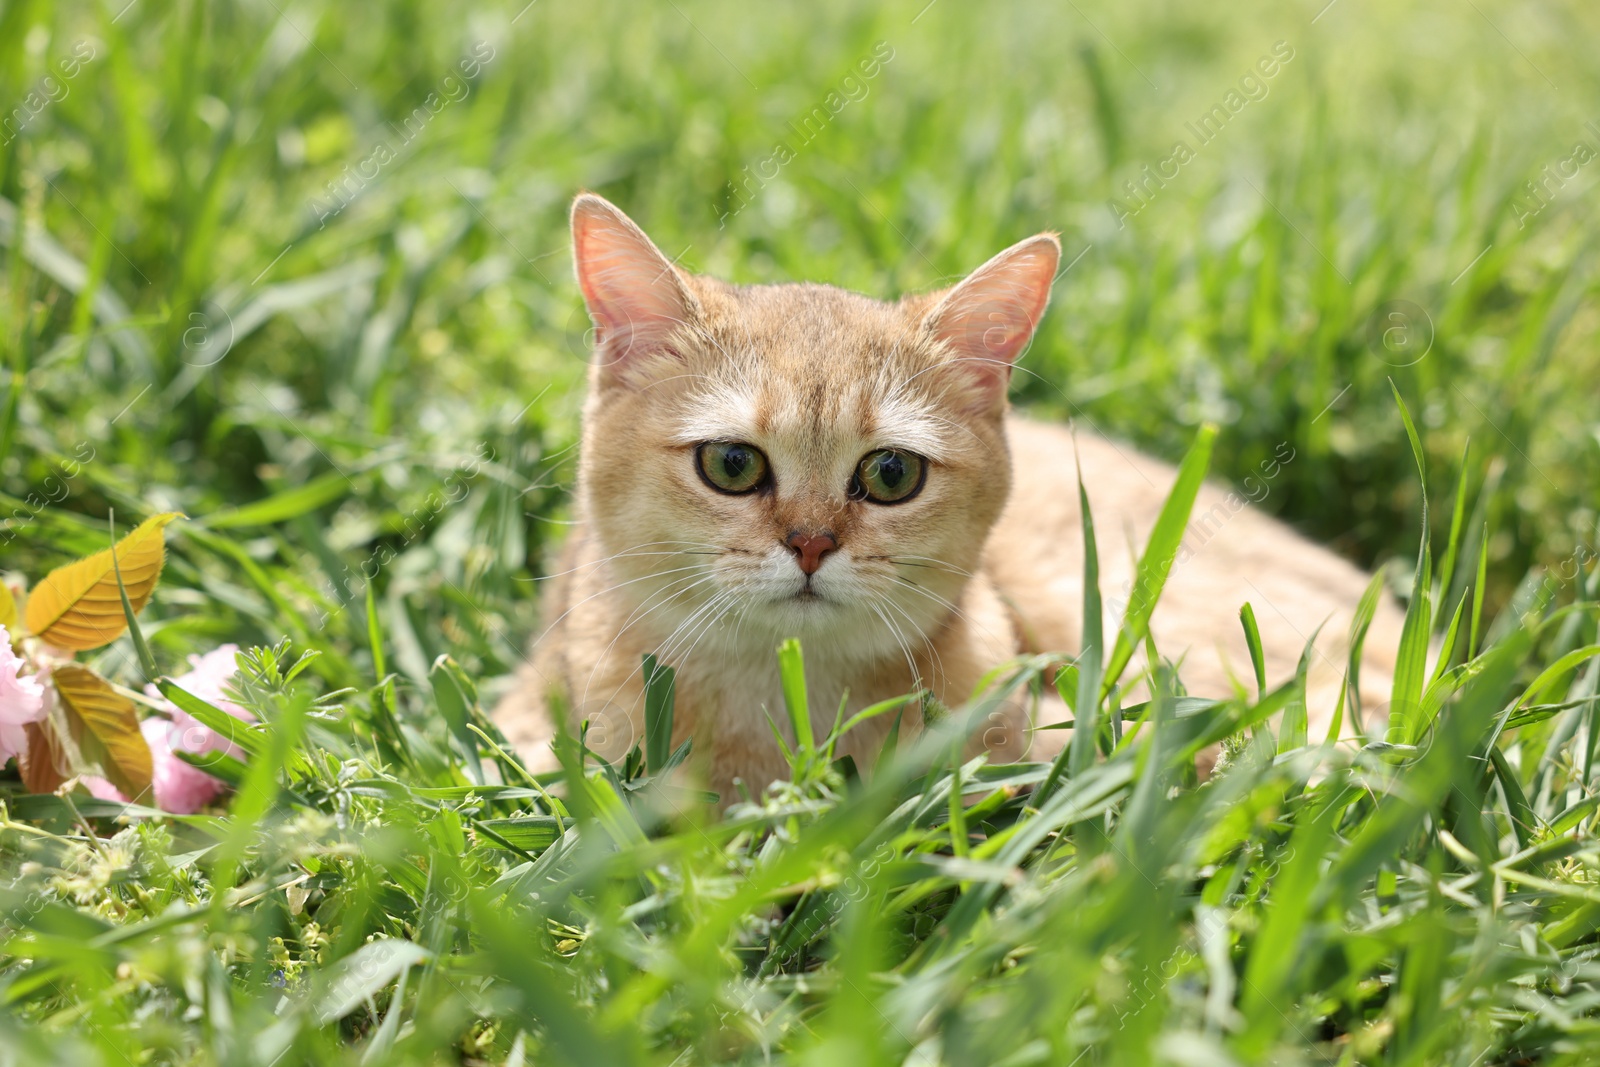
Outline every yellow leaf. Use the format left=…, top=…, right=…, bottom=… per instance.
left=0, top=583, right=15, bottom=632
left=52, top=665, right=153, bottom=801
left=24, top=513, right=181, bottom=651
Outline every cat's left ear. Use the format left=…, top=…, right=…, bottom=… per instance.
left=921, top=233, right=1060, bottom=412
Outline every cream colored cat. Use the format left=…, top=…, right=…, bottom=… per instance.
left=494, top=193, right=1404, bottom=801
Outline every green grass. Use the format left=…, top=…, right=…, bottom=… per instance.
left=2, top=0, right=1600, bottom=1061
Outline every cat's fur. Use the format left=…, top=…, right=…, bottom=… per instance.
left=494, top=193, right=1404, bottom=800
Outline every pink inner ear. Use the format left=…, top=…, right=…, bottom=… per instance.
left=927, top=235, right=1061, bottom=397
left=571, top=196, right=695, bottom=372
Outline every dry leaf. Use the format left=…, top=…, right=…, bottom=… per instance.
left=18, top=721, right=68, bottom=794
left=52, top=665, right=153, bottom=801
left=24, top=513, right=180, bottom=651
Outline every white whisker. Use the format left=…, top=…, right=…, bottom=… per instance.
left=575, top=571, right=722, bottom=709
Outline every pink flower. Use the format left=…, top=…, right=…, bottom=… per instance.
left=81, top=775, right=124, bottom=802
left=83, top=718, right=225, bottom=813
left=84, top=645, right=254, bottom=814
left=150, top=716, right=230, bottom=812
left=149, top=645, right=254, bottom=761
left=0, top=624, right=47, bottom=766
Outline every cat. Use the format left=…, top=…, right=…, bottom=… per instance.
left=493, top=193, right=1406, bottom=802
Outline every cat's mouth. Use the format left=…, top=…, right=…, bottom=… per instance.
left=784, top=577, right=829, bottom=604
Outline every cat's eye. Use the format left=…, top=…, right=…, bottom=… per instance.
left=853, top=449, right=925, bottom=504
left=696, top=441, right=770, bottom=494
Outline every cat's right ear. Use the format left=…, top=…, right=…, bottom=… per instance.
left=571, top=193, right=698, bottom=385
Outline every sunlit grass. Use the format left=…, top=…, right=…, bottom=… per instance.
left=1, top=0, right=1599, bottom=1062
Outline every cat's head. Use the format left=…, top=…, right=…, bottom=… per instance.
left=570, top=193, right=1058, bottom=667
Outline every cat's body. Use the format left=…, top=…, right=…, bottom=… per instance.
left=494, top=195, right=1403, bottom=800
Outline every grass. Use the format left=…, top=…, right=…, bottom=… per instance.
left=1, top=0, right=1599, bottom=1062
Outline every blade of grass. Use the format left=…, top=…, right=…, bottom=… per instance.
left=642, top=654, right=676, bottom=775
left=430, top=654, right=486, bottom=786
left=1429, top=592, right=1468, bottom=688
left=365, top=580, right=387, bottom=681
left=1239, top=603, right=1266, bottom=700
left=777, top=638, right=813, bottom=766
left=1040, top=457, right=1103, bottom=803
left=1278, top=625, right=1322, bottom=754
left=1344, top=570, right=1386, bottom=737
left=109, top=511, right=159, bottom=683
left=1389, top=382, right=1432, bottom=744
left=1433, top=440, right=1471, bottom=632
left=1488, top=746, right=1536, bottom=852
left=1102, top=423, right=1217, bottom=695
left=1469, top=522, right=1489, bottom=659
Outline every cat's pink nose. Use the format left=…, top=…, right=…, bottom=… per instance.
left=786, top=531, right=837, bottom=575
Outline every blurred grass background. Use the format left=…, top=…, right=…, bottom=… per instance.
left=1, top=0, right=1597, bottom=694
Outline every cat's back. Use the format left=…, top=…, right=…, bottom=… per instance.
left=986, top=418, right=1402, bottom=719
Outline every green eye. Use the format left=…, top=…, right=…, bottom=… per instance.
left=696, top=441, right=770, bottom=494
left=854, top=449, right=925, bottom=504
